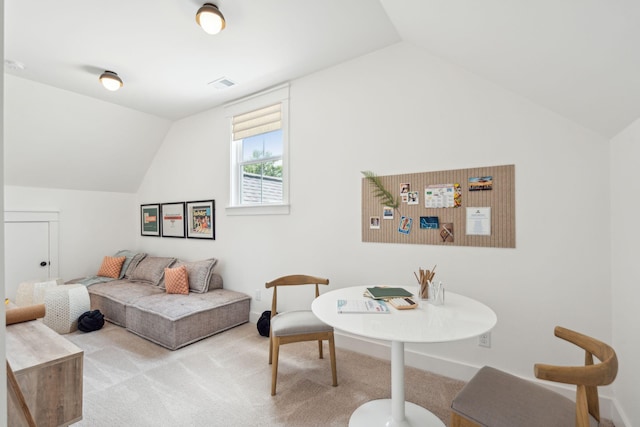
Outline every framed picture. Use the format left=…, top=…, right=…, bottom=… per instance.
left=161, top=202, right=186, bottom=238
left=186, top=200, right=215, bottom=240
left=141, top=204, right=161, bottom=237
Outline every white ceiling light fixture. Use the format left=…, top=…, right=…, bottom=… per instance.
left=99, top=70, right=123, bottom=91
left=196, top=3, right=226, bottom=35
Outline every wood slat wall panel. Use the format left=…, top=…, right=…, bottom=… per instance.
left=361, top=165, right=515, bottom=248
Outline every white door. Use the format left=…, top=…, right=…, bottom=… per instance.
left=4, top=221, right=52, bottom=301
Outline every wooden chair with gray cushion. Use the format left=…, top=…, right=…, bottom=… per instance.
left=265, top=274, right=337, bottom=396
left=450, top=326, right=617, bottom=427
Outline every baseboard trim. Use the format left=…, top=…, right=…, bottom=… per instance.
left=249, top=310, right=263, bottom=324
left=612, top=399, right=630, bottom=427
left=333, top=330, right=478, bottom=380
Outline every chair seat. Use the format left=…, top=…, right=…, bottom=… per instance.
left=451, top=366, right=597, bottom=427
left=271, top=310, right=333, bottom=337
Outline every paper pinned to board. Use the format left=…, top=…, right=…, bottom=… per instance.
left=466, top=207, right=491, bottom=236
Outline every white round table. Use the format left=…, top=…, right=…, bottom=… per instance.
left=311, top=286, right=497, bottom=427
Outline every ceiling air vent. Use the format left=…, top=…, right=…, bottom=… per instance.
left=209, top=77, right=236, bottom=90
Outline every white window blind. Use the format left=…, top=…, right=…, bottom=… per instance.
left=232, top=104, right=281, bottom=141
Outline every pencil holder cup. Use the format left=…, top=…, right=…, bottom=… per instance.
left=419, top=283, right=429, bottom=300
left=428, top=283, right=445, bottom=305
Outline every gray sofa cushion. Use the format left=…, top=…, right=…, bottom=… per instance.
left=114, top=250, right=147, bottom=279
left=160, top=258, right=218, bottom=293
left=129, top=256, right=176, bottom=285
left=125, top=289, right=251, bottom=350
left=125, top=252, right=147, bottom=278
left=87, top=280, right=163, bottom=326
left=208, top=272, right=223, bottom=290
left=71, top=275, right=115, bottom=287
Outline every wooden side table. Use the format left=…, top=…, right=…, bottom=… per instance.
left=6, top=318, right=83, bottom=426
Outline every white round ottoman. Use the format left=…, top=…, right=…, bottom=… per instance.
left=43, top=284, right=91, bottom=334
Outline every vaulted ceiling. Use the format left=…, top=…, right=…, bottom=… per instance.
left=5, top=0, right=640, bottom=192
left=4, top=0, right=400, bottom=121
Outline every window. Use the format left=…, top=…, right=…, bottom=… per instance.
left=226, top=85, right=289, bottom=215
left=235, top=107, right=283, bottom=205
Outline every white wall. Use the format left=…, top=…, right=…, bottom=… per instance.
left=137, top=40, right=614, bottom=384
left=134, top=109, right=231, bottom=270
left=4, top=186, right=137, bottom=280
left=610, top=119, right=640, bottom=427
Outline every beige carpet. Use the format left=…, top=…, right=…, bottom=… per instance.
left=66, top=322, right=615, bottom=427
left=66, top=322, right=465, bottom=426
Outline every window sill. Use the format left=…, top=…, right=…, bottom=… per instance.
left=225, top=204, right=290, bottom=216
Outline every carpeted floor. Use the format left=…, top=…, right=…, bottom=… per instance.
left=66, top=322, right=615, bottom=427
left=66, top=322, right=465, bottom=426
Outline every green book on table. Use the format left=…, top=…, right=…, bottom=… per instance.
left=366, top=286, right=413, bottom=299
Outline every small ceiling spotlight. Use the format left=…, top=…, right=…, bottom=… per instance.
left=196, top=3, right=226, bottom=35
left=99, top=71, right=123, bottom=91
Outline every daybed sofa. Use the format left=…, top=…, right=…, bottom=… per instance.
left=71, top=250, right=250, bottom=350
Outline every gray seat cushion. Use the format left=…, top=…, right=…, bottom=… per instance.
left=271, top=310, right=333, bottom=337
left=87, top=280, right=163, bottom=326
left=125, top=289, right=251, bottom=350
left=451, top=366, right=593, bottom=427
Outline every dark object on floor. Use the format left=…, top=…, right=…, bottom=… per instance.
left=450, top=326, right=618, bottom=427
left=78, top=310, right=105, bottom=332
left=257, top=310, right=271, bottom=337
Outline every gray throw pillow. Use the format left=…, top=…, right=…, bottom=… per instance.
left=114, top=250, right=146, bottom=280
left=129, top=256, right=176, bottom=286
left=162, top=258, right=218, bottom=293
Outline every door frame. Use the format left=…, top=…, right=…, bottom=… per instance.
left=4, top=211, right=60, bottom=279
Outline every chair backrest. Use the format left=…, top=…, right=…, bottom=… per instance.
left=533, top=326, right=618, bottom=427
left=265, top=275, right=329, bottom=319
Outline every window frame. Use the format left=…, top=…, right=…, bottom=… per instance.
left=225, top=84, right=290, bottom=216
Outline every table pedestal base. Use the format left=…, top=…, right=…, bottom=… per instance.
left=349, top=399, right=445, bottom=427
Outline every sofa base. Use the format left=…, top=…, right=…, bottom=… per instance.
left=87, top=281, right=251, bottom=350
left=125, top=290, right=251, bottom=350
